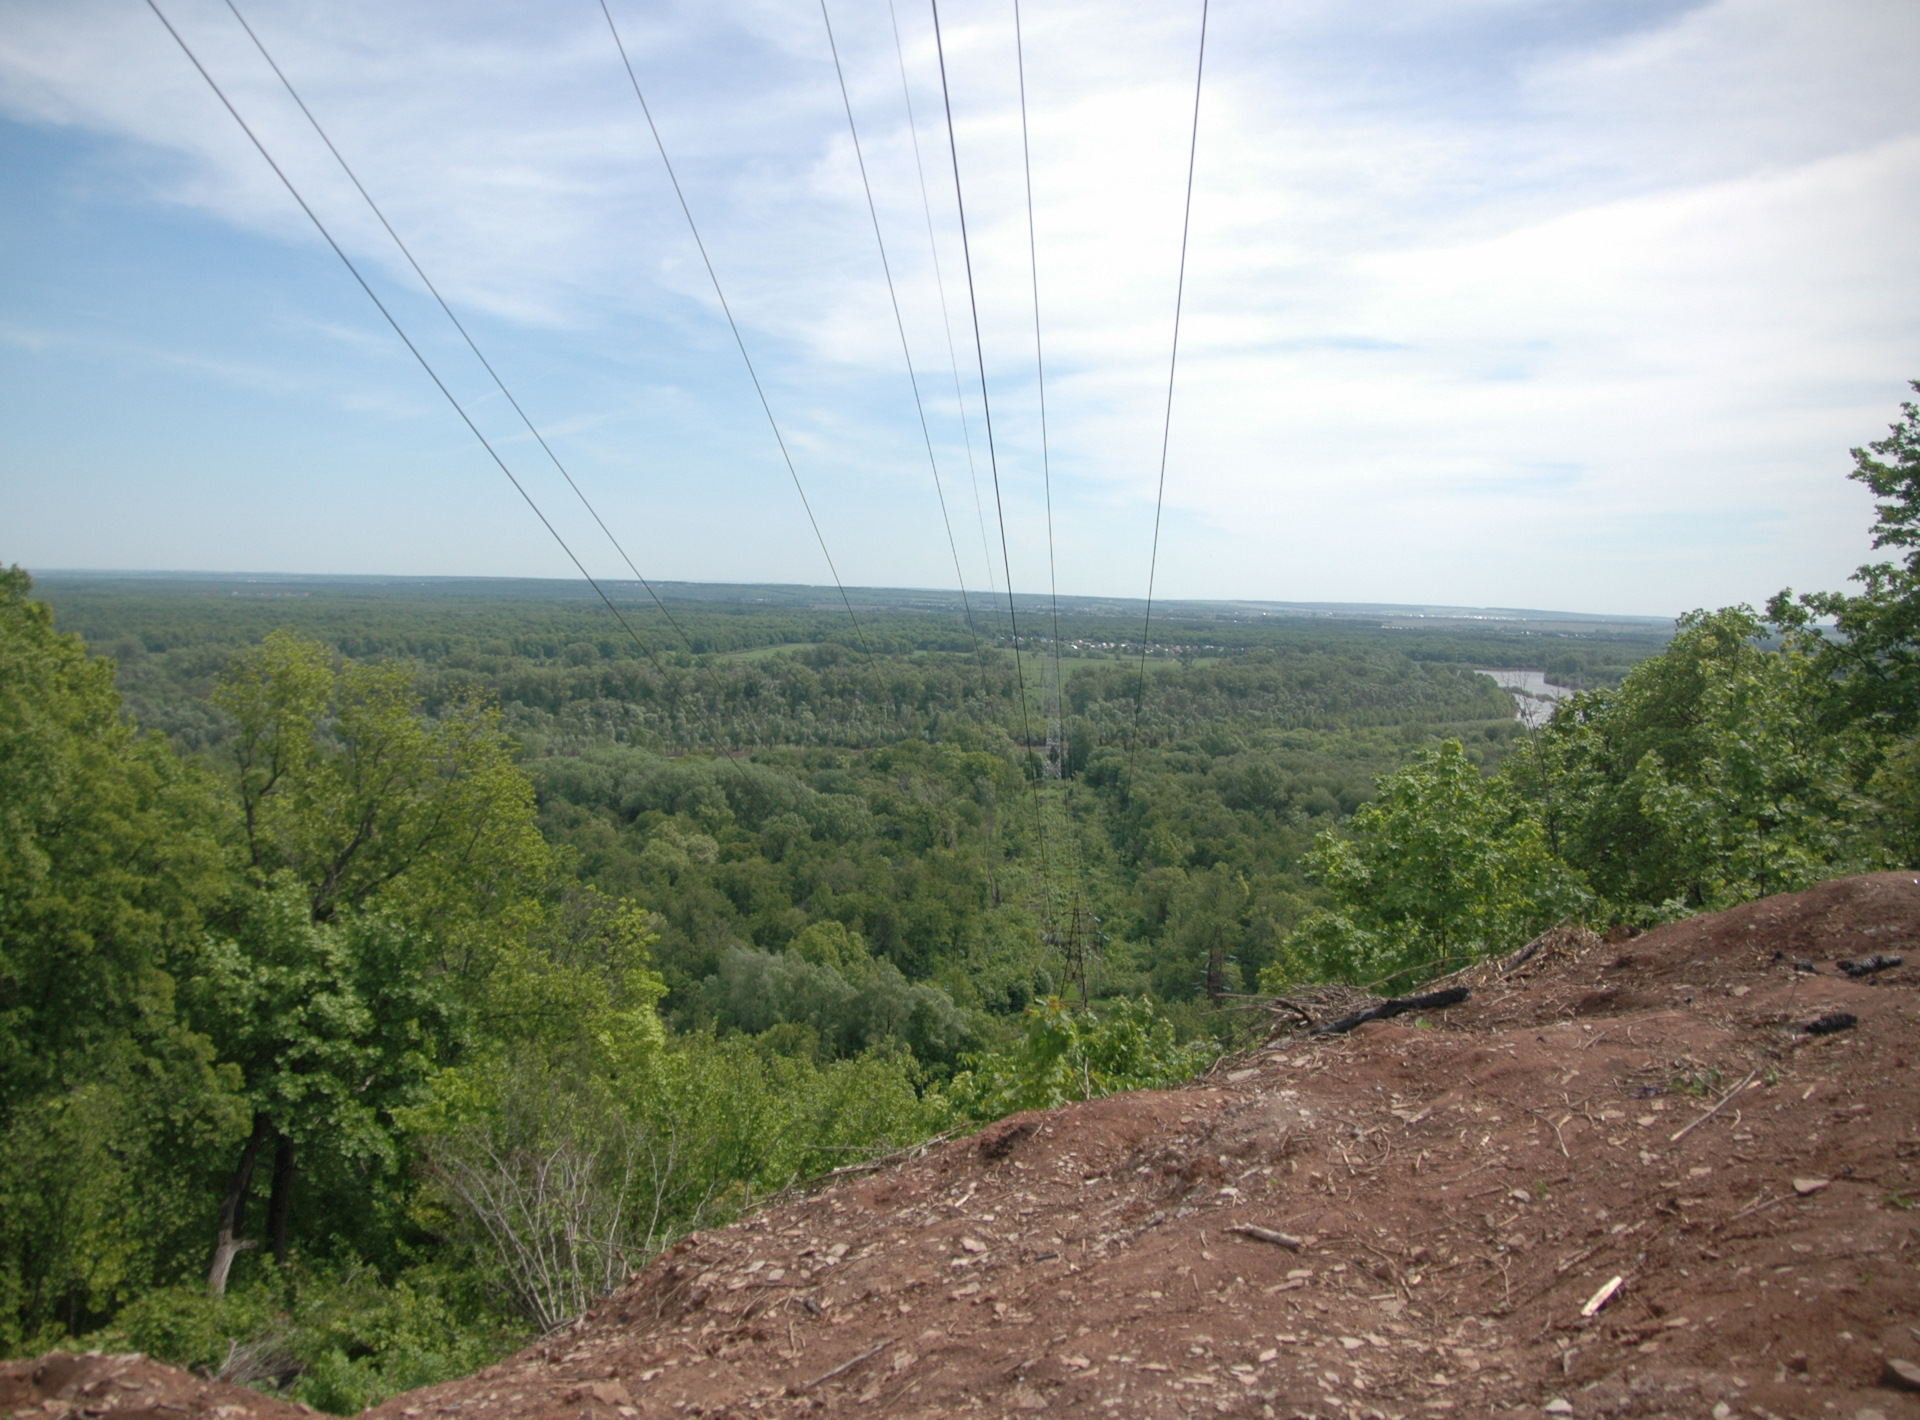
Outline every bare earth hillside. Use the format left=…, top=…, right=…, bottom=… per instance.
left=10, top=873, right=1920, bottom=1420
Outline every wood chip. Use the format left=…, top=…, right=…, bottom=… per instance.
left=1580, top=1276, right=1623, bottom=1318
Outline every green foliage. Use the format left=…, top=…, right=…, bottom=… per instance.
left=1770, top=380, right=1920, bottom=735
left=0, top=567, right=239, bottom=1347
left=1515, top=606, right=1876, bottom=913
left=212, top=631, right=552, bottom=940
left=190, top=884, right=453, bottom=1207
left=94, top=1264, right=513, bottom=1415
left=1264, top=739, right=1587, bottom=988
left=700, top=941, right=976, bottom=1066
left=943, top=997, right=1216, bottom=1120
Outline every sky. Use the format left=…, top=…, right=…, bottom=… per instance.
left=2, top=0, right=1917, bottom=618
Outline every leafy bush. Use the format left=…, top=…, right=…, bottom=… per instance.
left=1263, top=739, right=1588, bottom=989
left=943, top=997, right=1215, bottom=1120
left=88, top=1264, right=516, bottom=1416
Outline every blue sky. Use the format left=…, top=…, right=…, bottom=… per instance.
left=2, top=0, right=1917, bottom=616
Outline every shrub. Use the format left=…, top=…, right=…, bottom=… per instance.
left=942, top=997, right=1215, bottom=1121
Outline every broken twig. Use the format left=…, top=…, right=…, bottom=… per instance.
left=1727, top=1193, right=1789, bottom=1223
left=1669, top=1067, right=1760, bottom=1144
left=788, top=1338, right=894, bottom=1395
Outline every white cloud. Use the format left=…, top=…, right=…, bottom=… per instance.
left=1, top=0, right=1916, bottom=612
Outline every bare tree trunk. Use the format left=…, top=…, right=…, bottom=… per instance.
left=209, top=1112, right=271, bottom=1295
left=267, top=1131, right=296, bottom=1264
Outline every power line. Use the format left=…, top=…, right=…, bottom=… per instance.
left=886, top=0, right=1001, bottom=632
left=818, top=0, right=987, bottom=699
left=927, top=0, right=1032, bottom=705
left=218, top=0, right=779, bottom=759
left=219, top=0, right=704, bottom=668
left=928, top=0, right=1053, bottom=928
left=1012, top=0, right=1086, bottom=960
left=143, top=0, right=677, bottom=687
left=1127, top=0, right=1210, bottom=785
left=1012, top=0, right=1065, bottom=771
left=598, top=0, right=870, bottom=657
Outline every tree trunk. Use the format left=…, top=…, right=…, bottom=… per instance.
left=267, top=1131, right=296, bottom=1263
left=1205, top=926, right=1228, bottom=1002
left=208, top=1112, right=271, bottom=1295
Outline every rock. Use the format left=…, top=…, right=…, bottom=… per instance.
left=1883, top=1356, right=1920, bottom=1391
left=1544, top=1400, right=1574, bottom=1416
left=1792, top=1177, right=1829, bottom=1196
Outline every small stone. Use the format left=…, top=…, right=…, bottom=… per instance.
left=1883, top=1356, right=1920, bottom=1391
left=1712, top=1404, right=1731, bottom=1420
left=960, top=1237, right=986, bottom=1254
left=1544, top=1400, right=1574, bottom=1416
left=1793, top=1177, right=1830, bottom=1196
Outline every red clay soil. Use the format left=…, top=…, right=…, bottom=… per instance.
left=0, top=1351, right=310, bottom=1420
left=11, top=872, right=1920, bottom=1420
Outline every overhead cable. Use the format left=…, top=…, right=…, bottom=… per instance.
left=1127, top=0, right=1210, bottom=783
left=142, top=0, right=676, bottom=685
left=218, top=0, right=703, bottom=666
left=818, top=0, right=987, bottom=693
left=886, top=0, right=1000, bottom=623
left=598, top=0, right=870, bottom=656
left=928, top=0, right=1053, bottom=918
left=1012, top=0, right=1065, bottom=769
left=927, top=0, right=1035, bottom=716
left=220, top=0, right=774, bottom=757
left=1013, top=0, right=1084, bottom=947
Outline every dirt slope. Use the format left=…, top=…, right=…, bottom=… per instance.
left=11, top=873, right=1920, bottom=1420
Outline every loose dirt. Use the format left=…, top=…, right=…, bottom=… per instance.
left=11, top=873, right=1920, bottom=1420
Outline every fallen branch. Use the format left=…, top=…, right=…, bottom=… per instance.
left=788, top=1338, right=893, bottom=1395
left=1312, top=987, right=1471, bottom=1036
left=1526, top=1107, right=1571, bottom=1160
left=1727, top=1193, right=1789, bottom=1223
left=1227, top=1224, right=1306, bottom=1251
left=1669, top=1067, right=1761, bottom=1144
left=1503, top=935, right=1547, bottom=974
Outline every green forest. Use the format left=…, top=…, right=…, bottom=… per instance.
left=4, top=385, right=1916, bottom=1409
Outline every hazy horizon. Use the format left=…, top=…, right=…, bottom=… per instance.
left=24, top=566, right=1676, bottom=630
